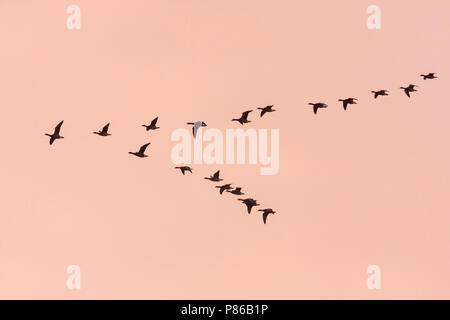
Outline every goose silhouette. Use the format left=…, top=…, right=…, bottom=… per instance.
left=227, top=187, right=244, bottom=195
left=400, top=84, right=418, bottom=98
left=238, top=198, right=260, bottom=214
left=204, top=170, right=223, bottom=182
left=45, top=120, right=64, bottom=145
left=421, top=73, right=437, bottom=80
left=371, top=90, right=389, bottom=99
left=258, top=208, right=276, bottom=224
left=187, top=121, right=207, bottom=138
left=338, top=98, right=358, bottom=111
left=175, top=166, right=193, bottom=175
left=93, top=123, right=111, bottom=136
left=232, top=110, right=252, bottom=124
left=142, top=117, right=160, bottom=131
left=216, top=184, right=233, bottom=195
left=257, top=105, right=275, bottom=117
left=129, top=143, right=150, bottom=158
left=307, top=103, right=328, bottom=115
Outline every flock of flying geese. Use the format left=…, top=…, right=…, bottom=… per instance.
left=44, top=72, right=437, bottom=225
left=178, top=106, right=278, bottom=224
left=306, top=73, right=437, bottom=114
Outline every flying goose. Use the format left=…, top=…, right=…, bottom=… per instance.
left=307, top=103, right=328, bottom=115
left=204, top=170, right=223, bottom=182
left=257, top=105, right=275, bottom=117
left=227, top=187, right=244, bottom=195
left=129, top=143, right=150, bottom=158
left=258, top=208, right=276, bottom=224
left=400, top=84, right=418, bottom=98
left=216, top=184, right=233, bottom=195
left=45, top=120, right=64, bottom=145
left=175, top=166, right=193, bottom=175
left=371, top=90, right=389, bottom=99
left=238, top=198, right=260, bottom=214
left=93, top=123, right=111, bottom=136
left=338, top=98, right=358, bottom=111
left=142, top=117, right=160, bottom=131
left=187, top=121, right=207, bottom=138
left=232, top=110, right=252, bottom=124
left=421, top=73, right=437, bottom=80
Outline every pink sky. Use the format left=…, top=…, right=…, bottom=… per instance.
left=0, top=0, right=449, bottom=299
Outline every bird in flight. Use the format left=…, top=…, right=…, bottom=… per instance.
left=371, top=90, right=389, bottom=99
left=232, top=110, right=252, bottom=124
left=307, top=102, right=328, bottom=115
left=204, top=170, right=223, bottom=182
left=400, top=84, right=418, bottom=98
left=216, top=184, right=233, bottom=195
left=187, top=121, right=207, bottom=138
left=93, top=123, right=111, bottom=136
left=227, top=187, right=245, bottom=195
left=421, top=73, right=437, bottom=80
left=257, top=105, right=275, bottom=117
left=129, top=143, right=151, bottom=158
left=338, top=98, right=358, bottom=111
left=258, top=208, right=276, bottom=224
left=238, top=198, right=260, bottom=214
left=175, top=166, right=193, bottom=175
left=142, top=117, right=160, bottom=131
left=45, top=120, right=64, bottom=145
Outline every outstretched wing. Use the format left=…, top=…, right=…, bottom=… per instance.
left=193, top=121, right=203, bottom=138
left=212, top=170, right=220, bottom=179
left=101, top=123, right=110, bottom=134
left=343, top=100, right=348, bottom=110
left=151, top=117, right=158, bottom=127
left=313, top=105, right=318, bottom=114
left=245, top=202, right=253, bottom=214
left=49, top=136, right=56, bottom=145
left=405, top=90, right=410, bottom=98
left=54, top=120, right=64, bottom=135
left=139, top=143, right=150, bottom=153
left=263, top=212, right=269, bottom=224
left=242, top=110, right=252, bottom=120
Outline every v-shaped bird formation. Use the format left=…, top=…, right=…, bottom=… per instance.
left=45, top=72, right=438, bottom=225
